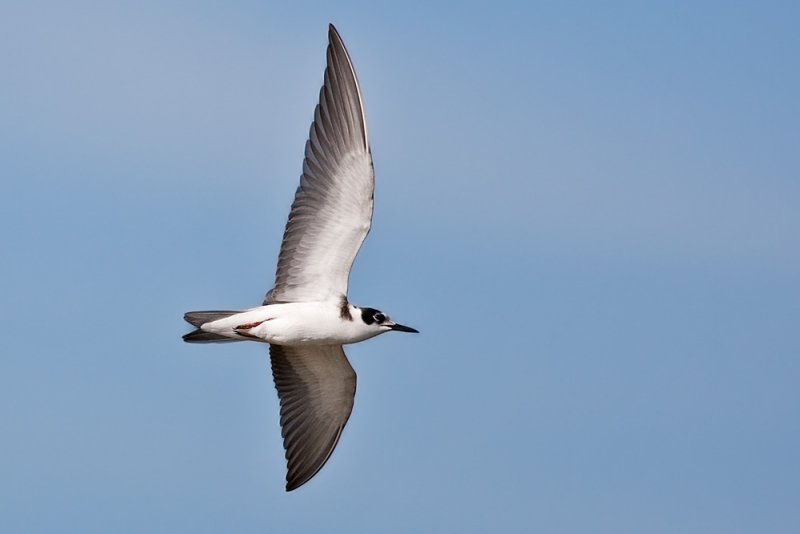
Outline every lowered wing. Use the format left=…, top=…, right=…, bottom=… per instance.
left=269, top=343, right=357, bottom=491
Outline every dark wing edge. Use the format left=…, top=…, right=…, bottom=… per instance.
left=269, top=344, right=357, bottom=491
left=325, top=23, right=369, bottom=150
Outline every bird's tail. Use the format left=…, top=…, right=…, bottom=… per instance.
left=183, top=310, right=242, bottom=343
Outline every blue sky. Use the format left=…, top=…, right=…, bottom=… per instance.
left=1, top=1, right=798, bottom=532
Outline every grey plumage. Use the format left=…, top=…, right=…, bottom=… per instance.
left=184, top=310, right=241, bottom=327
left=182, top=330, right=241, bottom=343
left=183, top=310, right=243, bottom=343
left=270, top=344, right=356, bottom=491
left=266, top=24, right=374, bottom=305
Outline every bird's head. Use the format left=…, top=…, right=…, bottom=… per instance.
left=359, top=307, right=418, bottom=334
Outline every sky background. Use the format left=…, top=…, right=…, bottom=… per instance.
left=2, top=1, right=799, bottom=532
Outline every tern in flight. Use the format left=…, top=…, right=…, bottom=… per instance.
left=183, top=25, right=418, bottom=491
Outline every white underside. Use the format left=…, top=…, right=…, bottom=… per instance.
left=200, top=301, right=382, bottom=345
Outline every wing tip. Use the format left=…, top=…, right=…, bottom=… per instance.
left=285, top=477, right=305, bottom=492
left=328, top=23, right=340, bottom=41
left=283, top=423, right=346, bottom=492
left=322, top=23, right=369, bottom=151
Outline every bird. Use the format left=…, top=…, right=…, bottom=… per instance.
left=182, top=24, right=418, bottom=491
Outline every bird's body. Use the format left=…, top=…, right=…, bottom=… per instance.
left=183, top=25, right=417, bottom=491
left=188, top=301, right=394, bottom=345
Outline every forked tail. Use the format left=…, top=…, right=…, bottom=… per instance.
left=183, top=310, right=241, bottom=343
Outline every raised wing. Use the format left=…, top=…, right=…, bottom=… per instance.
left=267, top=25, right=373, bottom=304
left=269, top=343, right=357, bottom=491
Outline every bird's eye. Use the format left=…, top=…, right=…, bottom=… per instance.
left=374, top=312, right=385, bottom=323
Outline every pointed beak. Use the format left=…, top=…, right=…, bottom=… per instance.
left=389, top=323, right=419, bottom=333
